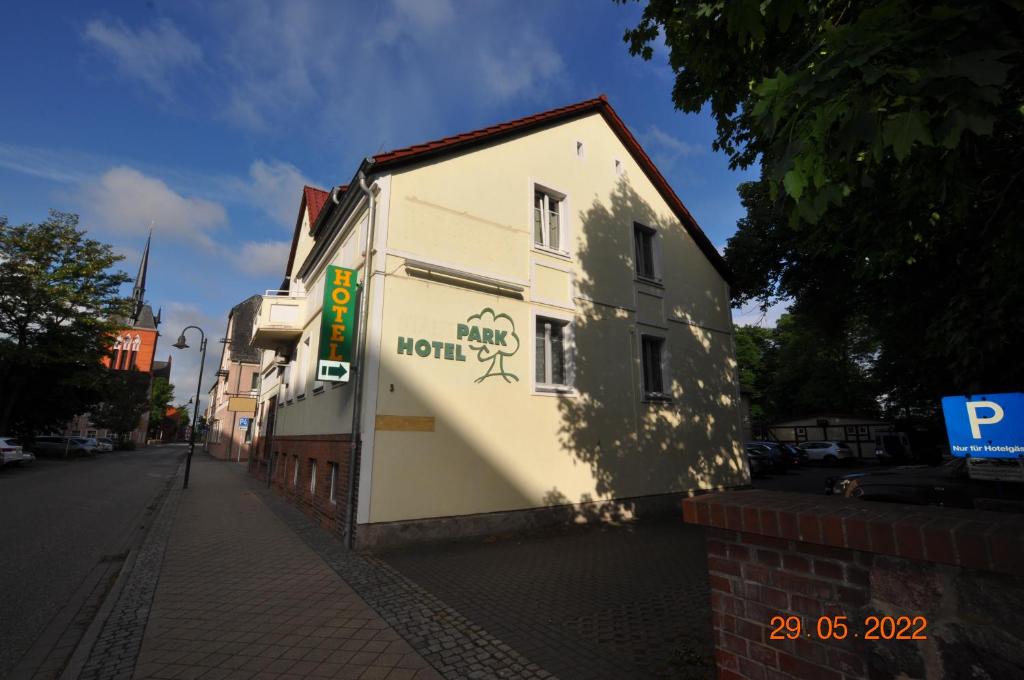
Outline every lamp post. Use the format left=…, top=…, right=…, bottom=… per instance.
left=172, top=326, right=207, bottom=489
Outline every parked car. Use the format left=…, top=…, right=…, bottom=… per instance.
left=1, top=436, right=34, bottom=466
left=745, top=442, right=789, bottom=471
left=779, top=443, right=807, bottom=466
left=827, top=459, right=1024, bottom=510
left=745, top=447, right=770, bottom=478
left=799, top=440, right=854, bottom=464
left=875, top=432, right=914, bottom=464
left=31, top=436, right=98, bottom=457
left=96, top=437, right=115, bottom=452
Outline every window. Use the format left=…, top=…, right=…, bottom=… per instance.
left=634, top=223, right=658, bottom=279
left=576, top=141, right=584, bottom=158
left=310, top=459, right=317, bottom=494
left=292, top=456, right=299, bottom=486
left=534, top=188, right=563, bottom=251
left=297, top=336, right=310, bottom=399
left=614, top=159, right=624, bottom=176
left=640, top=335, right=667, bottom=398
left=329, top=463, right=338, bottom=504
left=251, top=373, right=259, bottom=391
left=535, top=317, right=571, bottom=390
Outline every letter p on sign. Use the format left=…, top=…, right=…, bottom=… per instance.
left=966, top=401, right=1004, bottom=439
left=942, top=393, right=1024, bottom=459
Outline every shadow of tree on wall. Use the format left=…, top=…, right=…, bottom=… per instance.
left=556, top=178, right=748, bottom=518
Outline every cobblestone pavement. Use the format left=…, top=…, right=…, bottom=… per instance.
left=79, top=458, right=185, bottom=680
left=376, top=521, right=715, bottom=680
left=127, top=456, right=441, bottom=680
left=246, top=474, right=552, bottom=680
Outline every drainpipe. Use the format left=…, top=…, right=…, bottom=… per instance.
left=344, top=168, right=377, bottom=549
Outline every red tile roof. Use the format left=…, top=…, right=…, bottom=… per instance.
left=283, top=185, right=332, bottom=285
left=303, top=185, right=330, bottom=225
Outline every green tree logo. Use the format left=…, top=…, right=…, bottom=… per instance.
left=466, top=308, right=519, bottom=383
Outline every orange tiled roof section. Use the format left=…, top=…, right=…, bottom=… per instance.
left=368, top=95, right=730, bottom=284
left=284, top=184, right=333, bottom=285
left=303, top=185, right=330, bottom=224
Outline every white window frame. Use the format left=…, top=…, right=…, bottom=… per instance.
left=310, top=459, right=317, bottom=494
left=531, top=182, right=570, bottom=257
left=633, top=222, right=662, bottom=283
left=296, top=335, right=310, bottom=400
left=531, top=309, right=576, bottom=396
left=329, top=462, right=337, bottom=504
left=638, top=330, right=671, bottom=402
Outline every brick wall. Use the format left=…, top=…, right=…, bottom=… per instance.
left=254, top=434, right=353, bottom=542
left=683, top=490, right=1024, bottom=679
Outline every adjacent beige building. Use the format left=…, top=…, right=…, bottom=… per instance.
left=249, top=97, right=749, bottom=548
left=205, top=296, right=262, bottom=461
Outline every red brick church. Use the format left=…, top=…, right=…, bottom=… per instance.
left=66, top=234, right=171, bottom=444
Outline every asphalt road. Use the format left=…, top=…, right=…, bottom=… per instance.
left=0, top=444, right=186, bottom=678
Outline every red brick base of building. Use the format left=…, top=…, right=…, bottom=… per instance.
left=250, top=433, right=355, bottom=542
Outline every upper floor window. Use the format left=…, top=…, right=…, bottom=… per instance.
left=634, top=223, right=659, bottom=280
left=534, top=188, right=563, bottom=251
left=251, top=373, right=259, bottom=391
left=640, top=334, right=668, bottom=399
left=535, top=316, right=572, bottom=390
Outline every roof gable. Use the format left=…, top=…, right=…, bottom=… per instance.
left=283, top=185, right=331, bottom=285
left=315, top=97, right=731, bottom=285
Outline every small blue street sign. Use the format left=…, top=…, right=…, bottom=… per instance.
left=238, top=417, right=251, bottom=430
left=942, top=393, right=1024, bottom=459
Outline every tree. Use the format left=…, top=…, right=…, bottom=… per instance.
left=91, top=370, right=151, bottom=439
left=734, top=311, right=878, bottom=422
left=149, top=377, right=175, bottom=437
left=0, top=212, right=131, bottom=434
left=622, top=1, right=1024, bottom=408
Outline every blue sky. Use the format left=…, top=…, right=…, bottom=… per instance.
left=0, top=0, right=772, bottom=406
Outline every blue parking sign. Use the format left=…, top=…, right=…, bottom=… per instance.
left=942, top=393, right=1024, bottom=459
left=238, top=417, right=251, bottom=430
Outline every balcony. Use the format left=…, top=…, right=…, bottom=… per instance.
left=251, top=290, right=305, bottom=350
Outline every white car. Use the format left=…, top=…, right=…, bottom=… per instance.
left=799, top=440, right=854, bottom=464
left=95, top=437, right=115, bottom=452
left=0, top=436, right=35, bottom=466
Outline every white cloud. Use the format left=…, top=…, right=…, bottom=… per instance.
left=642, top=125, right=705, bottom=166
left=477, top=30, right=564, bottom=101
left=733, top=300, right=791, bottom=328
left=224, top=241, right=290, bottom=278
left=83, top=18, right=202, bottom=99
left=206, top=0, right=565, bottom=140
left=230, top=160, right=313, bottom=227
left=76, top=166, right=226, bottom=248
left=158, top=302, right=225, bottom=416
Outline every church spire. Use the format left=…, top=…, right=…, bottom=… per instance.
left=131, top=229, right=151, bottom=324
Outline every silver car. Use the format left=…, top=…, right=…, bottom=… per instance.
left=31, top=436, right=98, bottom=457
left=1, top=436, right=34, bottom=466
left=799, top=440, right=854, bottom=464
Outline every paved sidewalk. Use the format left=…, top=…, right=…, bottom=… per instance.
left=132, top=457, right=438, bottom=680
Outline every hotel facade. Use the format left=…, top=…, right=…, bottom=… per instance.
left=248, top=97, right=749, bottom=548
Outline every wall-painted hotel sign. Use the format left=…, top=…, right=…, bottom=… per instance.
left=397, top=307, right=520, bottom=384
left=318, top=265, right=359, bottom=383
left=942, top=392, right=1024, bottom=459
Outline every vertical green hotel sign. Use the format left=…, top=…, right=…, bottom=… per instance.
left=317, top=265, right=358, bottom=383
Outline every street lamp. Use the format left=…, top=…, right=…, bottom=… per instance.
left=172, top=326, right=207, bottom=489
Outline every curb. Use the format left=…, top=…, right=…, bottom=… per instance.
left=68, top=458, right=186, bottom=680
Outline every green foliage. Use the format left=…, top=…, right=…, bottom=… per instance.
left=735, top=311, right=879, bottom=422
left=623, top=0, right=1024, bottom=406
left=148, top=377, right=175, bottom=435
left=91, top=369, right=151, bottom=436
left=0, top=211, right=132, bottom=434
